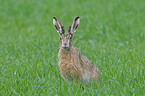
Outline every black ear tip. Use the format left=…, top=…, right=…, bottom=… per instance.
left=53, top=17, right=57, bottom=20
left=75, top=17, right=80, bottom=21
left=76, top=16, right=80, bottom=19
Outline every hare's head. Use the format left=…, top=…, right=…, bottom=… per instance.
left=53, top=17, right=80, bottom=50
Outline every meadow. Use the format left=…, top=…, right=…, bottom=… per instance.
left=0, top=0, right=145, bottom=95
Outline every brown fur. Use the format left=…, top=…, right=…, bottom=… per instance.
left=58, top=47, right=99, bottom=84
left=53, top=17, right=99, bottom=84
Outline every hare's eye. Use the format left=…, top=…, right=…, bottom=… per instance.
left=70, top=35, right=72, bottom=39
left=69, top=34, right=73, bottom=39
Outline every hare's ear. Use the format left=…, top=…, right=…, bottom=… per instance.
left=68, top=17, right=80, bottom=36
left=53, top=17, right=65, bottom=37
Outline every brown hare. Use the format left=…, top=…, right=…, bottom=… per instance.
left=53, top=17, right=99, bottom=85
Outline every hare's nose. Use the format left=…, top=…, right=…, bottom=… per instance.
left=63, top=43, right=67, bottom=46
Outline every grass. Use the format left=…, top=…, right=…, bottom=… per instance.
left=0, top=0, right=145, bottom=95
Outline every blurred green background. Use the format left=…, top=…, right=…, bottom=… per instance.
left=0, top=0, right=145, bottom=95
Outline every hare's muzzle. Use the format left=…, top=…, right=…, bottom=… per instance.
left=62, top=42, right=69, bottom=48
left=63, top=43, right=68, bottom=47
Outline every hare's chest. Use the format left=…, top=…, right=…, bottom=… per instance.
left=58, top=52, right=72, bottom=69
left=58, top=52, right=81, bottom=74
left=59, top=52, right=80, bottom=63
left=58, top=50, right=79, bottom=65
left=58, top=53, right=76, bottom=69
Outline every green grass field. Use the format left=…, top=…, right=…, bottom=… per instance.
left=0, top=0, right=145, bottom=95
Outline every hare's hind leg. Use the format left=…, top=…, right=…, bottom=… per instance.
left=74, top=74, right=81, bottom=83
